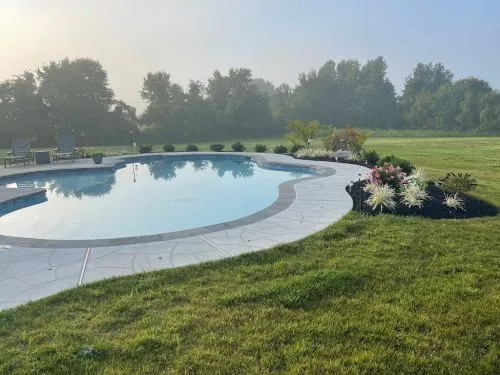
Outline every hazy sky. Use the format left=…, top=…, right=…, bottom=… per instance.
left=1, top=0, right=499, bottom=112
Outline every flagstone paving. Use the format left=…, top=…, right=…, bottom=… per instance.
left=0, top=153, right=368, bottom=309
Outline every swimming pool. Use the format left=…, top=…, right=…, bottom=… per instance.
left=0, top=156, right=315, bottom=241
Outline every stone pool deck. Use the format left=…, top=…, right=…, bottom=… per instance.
left=0, top=153, right=368, bottom=310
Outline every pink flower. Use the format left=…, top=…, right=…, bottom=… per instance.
left=375, top=173, right=380, bottom=178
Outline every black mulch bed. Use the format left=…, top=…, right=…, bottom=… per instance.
left=347, top=180, right=498, bottom=219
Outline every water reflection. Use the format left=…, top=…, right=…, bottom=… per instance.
left=3, top=170, right=117, bottom=199
left=191, top=159, right=209, bottom=172
left=210, top=159, right=255, bottom=178
left=148, top=158, right=255, bottom=181
left=148, top=159, right=187, bottom=181
left=50, top=172, right=116, bottom=198
left=2, top=158, right=258, bottom=199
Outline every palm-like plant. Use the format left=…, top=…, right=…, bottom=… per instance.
left=286, top=120, right=321, bottom=147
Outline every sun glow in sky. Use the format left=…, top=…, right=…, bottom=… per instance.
left=1, top=0, right=499, bottom=112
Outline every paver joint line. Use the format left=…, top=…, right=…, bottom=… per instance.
left=78, top=248, right=91, bottom=286
left=199, top=235, right=231, bottom=256
left=0, top=153, right=369, bottom=309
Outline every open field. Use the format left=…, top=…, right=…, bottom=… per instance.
left=0, top=137, right=499, bottom=374
left=365, top=137, right=500, bottom=204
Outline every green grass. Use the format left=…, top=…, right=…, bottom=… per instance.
left=359, top=128, right=500, bottom=138
left=0, top=137, right=288, bottom=159
left=0, top=137, right=499, bottom=374
left=365, top=137, right=500, bottom=205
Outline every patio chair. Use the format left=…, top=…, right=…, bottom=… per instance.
left=3, top=138, right=33, bottom=168
left=52, top=135, right=76, bottom=163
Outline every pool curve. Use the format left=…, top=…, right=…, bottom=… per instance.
left=0, top=153, right=335, bottom=248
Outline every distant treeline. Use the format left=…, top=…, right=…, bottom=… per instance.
left=1, top=57, right=499, bottom=147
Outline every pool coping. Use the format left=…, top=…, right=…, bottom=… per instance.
left=0, top=153, right=336, bottom=248
left=0, top=153, right=370, bottom=309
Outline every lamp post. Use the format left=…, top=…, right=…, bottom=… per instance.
left=129, top=130, right=134, bottom=154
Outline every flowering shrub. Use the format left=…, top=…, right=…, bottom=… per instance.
left=325, top=127, right=367, bottom=152
left=365, top=184, right=397, bottom=212
left=367, top=164, right=406, bottom=191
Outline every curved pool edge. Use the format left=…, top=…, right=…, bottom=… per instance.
left=0, top=154, right=369, bottom=310
left=0, top=153, right=336, bottom=248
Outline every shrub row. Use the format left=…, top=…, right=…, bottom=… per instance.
left=136, top=143, right=296, bottom=154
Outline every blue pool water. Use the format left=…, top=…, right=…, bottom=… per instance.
left=0, top=156, right=313, bottom=240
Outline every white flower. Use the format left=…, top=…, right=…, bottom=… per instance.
left=365, top=184, right=397, bottom=212
left=443, top=193, right=466, bottom=211
left=400, top=183, right=429, bottom=208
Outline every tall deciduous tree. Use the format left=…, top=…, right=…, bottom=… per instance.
left=402, top=62, right=454, bottom=104
left=37, top=58, right=115, bottom=144
left=0, top=71, right=51, bottom=145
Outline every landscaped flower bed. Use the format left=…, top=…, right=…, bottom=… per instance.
left=347, top=179, right=498, bottom=219
left=293, top=148, right=370, bottom=167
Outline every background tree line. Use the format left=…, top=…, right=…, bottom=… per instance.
left=1, top=57, right=499, bottom=147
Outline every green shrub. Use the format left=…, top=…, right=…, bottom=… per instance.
left=137, top=144, right=153, bottom=153
left=231, top=142, right=246, bottom=152
left=439, top=172, right=477, bottom=194
left=274, top=145, right=288, bottom=154
left=185, top=144, right=199, bottom=152
left=377, top=154, right=415, bottom=175
left=290, top=144, right=304, bottom=154
left=209, top=144, right=225, bottom=152
left=91, top=152, right=105, bottom=158
left=254, top=144, right=268, bottom=153
left=326, top=127, right=368, bottom=152
left=362, top=149, right=379, bottom=165
left=162, top=144, right=175, bottom=152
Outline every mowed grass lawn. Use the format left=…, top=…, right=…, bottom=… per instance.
left=0, top=137, right=287, bottom=159
left=0, top=138, right=499, bottom=374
